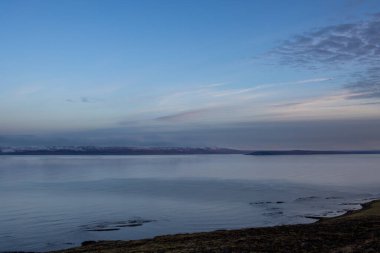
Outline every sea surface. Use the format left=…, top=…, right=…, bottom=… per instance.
left=0, top=154, right=380, bottom=252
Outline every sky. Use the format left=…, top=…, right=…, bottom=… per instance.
left=1, top=0, right=380, bottom=149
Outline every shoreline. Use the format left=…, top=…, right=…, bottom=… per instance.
left=302, top=199, right=378, bottom=222
left=314, top=199, right=379, bottom=222
left=50, top=199, right=380, bottom=253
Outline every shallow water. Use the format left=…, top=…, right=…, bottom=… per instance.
left=0, top=154, right=380, bottom=252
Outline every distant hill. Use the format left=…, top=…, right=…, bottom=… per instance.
left=247, top=150, right=380, bottom=156
left=0, top=146, right=246, bottom=155
left=3, top=147, right=379, bottom=156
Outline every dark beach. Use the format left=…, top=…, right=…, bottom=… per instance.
left=52, top=200, right=380, bottom=253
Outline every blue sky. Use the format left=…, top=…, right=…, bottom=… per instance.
left=1, top=0, right=380, bottom=148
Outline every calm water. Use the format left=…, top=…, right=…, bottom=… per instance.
left=0, top=154, right=380, bottom=252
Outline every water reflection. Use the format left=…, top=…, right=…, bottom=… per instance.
left=0, top=155, right=379, bottom=251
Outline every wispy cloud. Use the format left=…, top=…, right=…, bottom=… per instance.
left=65, top=97, right=103, bottom=103
left=158, top=77, right=332, bottom=107
left=252, top=77, right=333, bottom=90
left=156, top=108, right=214, bottom=122
left=292, top=78, right=333, bottom=84
left=271, top=12, right=380, bottom=99
left=270, top=91, right=380, bottom=121
left=156, top=85, right=254, bottom=111
left=272, top=92, right=352, bottom=109
left=273, top=14, right=380, bottom=67
left=346, top=66, right=380, bottom=99
left=143, top=77, right=334, bottom=124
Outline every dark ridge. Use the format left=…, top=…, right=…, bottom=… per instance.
left=247, top=150, right=380, bottom=156
left=0, top=146, right=247, bottom=156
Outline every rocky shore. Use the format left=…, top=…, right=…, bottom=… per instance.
left=52, top=200, right=380, bottom=253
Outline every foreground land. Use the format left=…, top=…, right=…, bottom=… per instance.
left=54, top=200, right=380, bottom=253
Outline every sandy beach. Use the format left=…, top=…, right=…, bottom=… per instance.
left=51, top=200, right=380, bottom=253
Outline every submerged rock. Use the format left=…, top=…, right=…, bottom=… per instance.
left=250, top=201, right=285, bottom=205
left=295, top=196, right=319, bottom=201
left=263, top=211, right=284, bottom=217
left=325, top=196, right=343, bottom=200
left=81, top=218, right=156, bottom=232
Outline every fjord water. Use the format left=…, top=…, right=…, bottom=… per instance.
left=1, top=155, right=380, bottom=252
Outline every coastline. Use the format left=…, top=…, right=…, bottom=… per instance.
left=51, top=200, right=380, bottom=253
